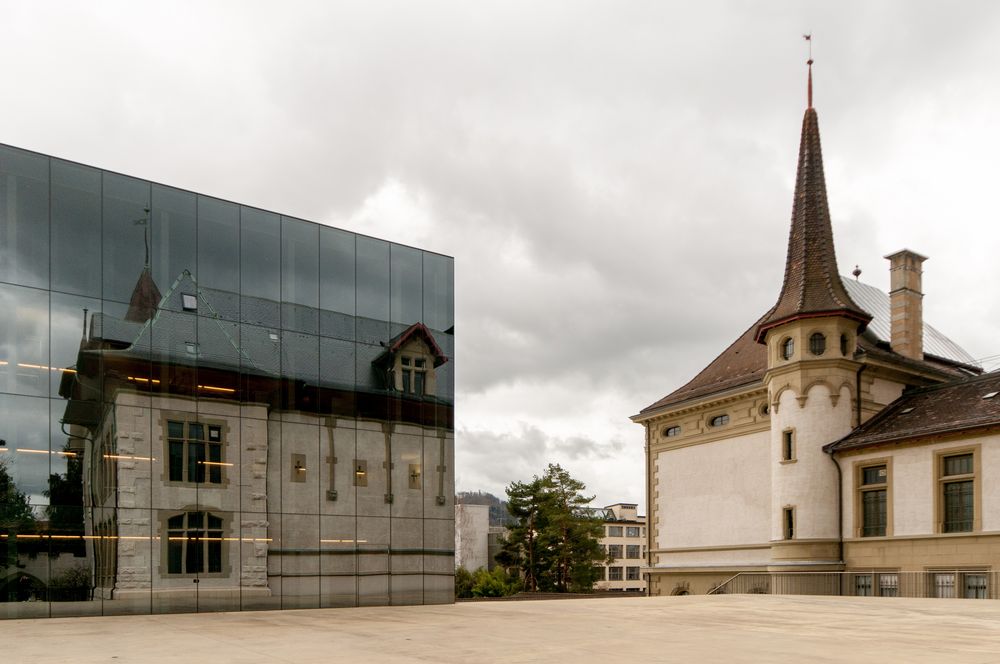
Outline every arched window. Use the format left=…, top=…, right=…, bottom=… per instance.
left=809, top=332, right=826, bottom=356
left=166, top=511, right=224, bottom=575
left=709, top=414, right=729, bottom=427
left=663, top=425, right=681, bottom=438
left=781, top=337, right=794, bottom=360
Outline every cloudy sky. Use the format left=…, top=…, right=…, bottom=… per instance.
left=4, top=1, right=1000, bottom=508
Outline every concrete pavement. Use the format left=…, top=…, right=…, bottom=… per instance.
left=4, top=594, right=1000, bottom=663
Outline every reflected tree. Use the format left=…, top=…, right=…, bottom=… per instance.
left=0, top=458, right=36, bottom=570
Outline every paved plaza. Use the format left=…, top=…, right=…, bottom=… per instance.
left=4, top=594, right=1000, bottom=663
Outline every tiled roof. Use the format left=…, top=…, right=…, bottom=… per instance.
left=637, top=277, right=979, bottom=417
left=124, top=267, right=162, bottom=323
left=755, top=108, right=870, bottom=343
left=825, top=372, right=1000, bottom=452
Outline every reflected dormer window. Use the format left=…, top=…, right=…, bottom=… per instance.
left=401, top=356, right=428, bottom=396
left=181, top=293, right=198, bottom=312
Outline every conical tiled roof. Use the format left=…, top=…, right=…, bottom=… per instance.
left=125, top=267, right=162, bottom=323
left=754, top=105, right=871, bottom=343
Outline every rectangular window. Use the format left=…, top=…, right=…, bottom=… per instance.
left=934, top=573, right=956, bottom=598
left=964, top=573, right=988, bottom=599
left=782, top=430, right=795, bottom=461
left=608, top=545, right=623, bottom=559
left=626, top=526, right=640, bottom=538
left=626, top=567, right=640, bottom=581
left=607, top=526, right=623, bottom=537
left=608, top=567, right=623, bottom=581
left=626, top=545, right=640, bottom=559
left=594, top=566, right=605, bottom=581
left=878, top=573, right=899, bottom=598
left=854, top=574, right=872, bottom=596
left=783, top=507, right=794, bottom=540
left=941, top=452, right=974, bottom=533
left=166, top=420, right=223, bottom=484
left=860, top=464, right=888, bottom=537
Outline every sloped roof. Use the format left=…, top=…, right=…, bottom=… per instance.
left=636, top=277, right=979, bottom=416
left=755, top=107, right=870, bottom=343
left=825, top=372, right=1000, bottom=452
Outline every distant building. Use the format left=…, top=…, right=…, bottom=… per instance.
left=455, top=504, right=490, bottom=571
left=592, top=503, right=646, bottom=593
left=632, top=69, right=1000, bottom=599
left=0, top=143, right=455, bottom=618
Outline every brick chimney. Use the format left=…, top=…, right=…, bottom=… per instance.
left=884, top=249, right=927, bottom=360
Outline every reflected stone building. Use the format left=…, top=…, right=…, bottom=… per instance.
left=0, top=143, right=455, bottom=618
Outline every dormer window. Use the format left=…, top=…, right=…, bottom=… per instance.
left=181, top=293, right=198, bottom=312
left=401, top=356, right=427, bottom=395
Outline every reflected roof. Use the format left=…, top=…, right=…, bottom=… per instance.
left=637, top=277, right=979, bottom=416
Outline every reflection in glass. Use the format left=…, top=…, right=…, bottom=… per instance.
left=1, top=144, right=454, bottom=619
left=51, top=160, right=101, bottom=297
left=0, top=146, right=49, bottom=290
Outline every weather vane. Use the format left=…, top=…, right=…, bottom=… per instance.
left=803, top=34, right=813, bottom=108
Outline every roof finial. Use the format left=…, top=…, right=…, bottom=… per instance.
left=803, top=34, right=813, bottom=108
left=853, top=265, right=862, bottom=280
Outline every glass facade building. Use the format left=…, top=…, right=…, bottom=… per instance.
left=0, top=144, right=455, bottom=618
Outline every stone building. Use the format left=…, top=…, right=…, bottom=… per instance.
left=632, top=67, right=1000, bottom=598
left=0, top=143, right=454, bottom=618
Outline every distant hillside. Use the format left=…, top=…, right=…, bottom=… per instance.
left=455, top=490, right=513, bottom=527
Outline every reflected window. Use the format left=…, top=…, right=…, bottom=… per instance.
left=400, top=356, right=427, bottom=396
left=166, top=421, right=223, bottom=484
left=181, top=293, right=197, bottom=312
left=166, top=511, right=224, bottom=575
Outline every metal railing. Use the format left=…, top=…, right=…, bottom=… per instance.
left=707, top=570, right=1000, bottom=599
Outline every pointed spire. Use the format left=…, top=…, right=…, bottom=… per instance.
left=125, top=267, right=162, bottom=323
left=754, top=68, right=871, bottom=344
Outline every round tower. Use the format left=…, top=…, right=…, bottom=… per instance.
left=755, top=71, right=871, bottom=569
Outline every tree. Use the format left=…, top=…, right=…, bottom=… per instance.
left=0, top=458, right=36, bottom=570
left=497, top=464, right=607, bottom=593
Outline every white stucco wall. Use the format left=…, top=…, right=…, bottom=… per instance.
left=841, top=433, right=1000, bottom=537
left=656, top=430, right=770, bottom=551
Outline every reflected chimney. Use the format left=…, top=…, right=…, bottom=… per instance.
left=884, top=249, right=927, bottom=360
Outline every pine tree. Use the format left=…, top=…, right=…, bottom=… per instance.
left=498, top=464, right=606, bottom=593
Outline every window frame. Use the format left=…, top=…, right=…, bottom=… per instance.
left=781, top=429, right=796, bottom=463
left=780, top=337, right=794, bottom=360
left=709, top=414, right=729, bottom=427
left=808, top=331, right=826, bottom=356
left=607, top=544, right=623, bottom=559
left=161, top=509, right=230, bottom=578
left=783, top=506, right=795, bottom=540
left=934, top=446, right=981, bottom=534
left=854, top=458, right=892, bottom=538
left=608, top=566, right=623, bottom=582
left=162, top=415, right=229, bottom=487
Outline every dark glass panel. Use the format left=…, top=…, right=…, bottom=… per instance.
left=861, top=465, right=886, bottom=485
left=356, top=236, right=389, bottom=322
left=280, top=217, right=319, bottom=334
left=240, top=207, right=280, bottom=327
left=861, top=489, right=886, bottom=537
left=167, top=533, right=183, bottom=574
left=280, top=331, right=319, bottom=415
left=151, top=184, right=197, bottom=305
left=196, top=196, right=240, bottom=321
left=390, top=244, right=421, bottom=325
left=0, top=146, right=49, bottom=290
left=189, top=423, right=204, bottom=440
left=102, top=172, right=151, bottom=305
left=0, top=283, right=49, bottom=397
left=0, top=393, right=50, bottom=506
left=208, top=442, right=221, bottom=484
left=169, top=442, right=183, bottom=481
left=51, top=159, right=101, bottom=297
left=320, top=227, right=355, bottom=322
left=50, top=292, right=100, bottom=399
left=190, top=442, right=206, bottom=483
left=943, top=480, right=973, bottom=533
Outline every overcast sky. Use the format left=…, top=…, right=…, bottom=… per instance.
left=4, top=1, right=1000, bottom=509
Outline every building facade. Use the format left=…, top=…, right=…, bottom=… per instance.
left=593, top=503, right=646, bottom=593
left=632, top=72, right=1000, bottom=598
left=0, top=143, right=455, bottom=618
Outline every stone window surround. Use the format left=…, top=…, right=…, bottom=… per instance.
left=780, top=428, right=796, bottom=464
left=158, top=507, right=232, bottom=579
left=853, top=456, right=893, bottom=539
left=934, top=444, right=982, bottom=534
left=159, top=411, right=232, bottom=488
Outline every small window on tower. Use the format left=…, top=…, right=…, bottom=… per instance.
left=840, top=334, right=850, bottom=356
left=809, top=332, right=826, bottom=356
left=783, top=507, right=795, bottom=540
left=782, top=430, right=795, bottom=461
left=781, top=337, right=794, bottom=360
